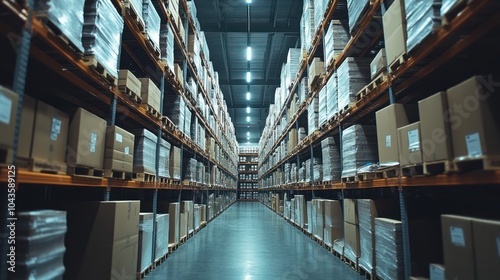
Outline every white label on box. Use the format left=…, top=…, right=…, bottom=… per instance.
left=465, top=132, right=482, bottom=157
left=408, top=129, right=420, bottom=152
left=124, top=146, right=129, bottom=155
left=0, top=93, right=12, bottom=125
left=497, top=237, right=500, bottom=257
left=430, top=265, right=444, bottom=280
left=385, top=135, right=391, bottom=148
left=115, top=133, right=123, bottom=143
left=50, top=118, right=62, bottom=141
left=450, top=226, right=466, bottom=247
left=90, top=133, right=97, bottom=153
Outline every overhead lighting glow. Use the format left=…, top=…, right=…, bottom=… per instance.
left=246, top=47, right=252, bottom=61
left=246, top=0, right=251, bottom=3
left=247, top=131, right=250, bottom=136
left=246, top=92, right=251, bottom=100
left=247, top=136, right=249, bottom=140
left=246, top=106, right=250, bottom=113
left=246, top=71, right=251, bottom=83
left=246, top=116, right=250, bottom=122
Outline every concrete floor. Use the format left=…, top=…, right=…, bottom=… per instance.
left=146, top=201, right=364, bottom=280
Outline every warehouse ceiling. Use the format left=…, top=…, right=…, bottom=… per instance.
left=193, top=0, right=303, bottom=145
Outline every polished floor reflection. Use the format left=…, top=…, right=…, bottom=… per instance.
left=146, top=201, right=364, bottom=280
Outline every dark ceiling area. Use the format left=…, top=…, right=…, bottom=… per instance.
left=193, top=0, right=303, bottom=145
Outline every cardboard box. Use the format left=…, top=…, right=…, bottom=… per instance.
left=314, top=199, right=325, bottom=240
left=376, top=103, right=419, bottom=165
left=103, top=158, right=133, bottom=173
left=199, top=204, right=206, bottom=223
left=155, top=214, right=169, bottom=260
left=472, top=218, right=500, bottom=280
left=118, top=70, right=141, bottom=96
left=0, top=86, right=18, bottom=153
left=344, top=199, right=358, bottom=224
left=169, top=202, right=180, bottom=244
left=430, top=263, right=445, bottom=280
left=181, top=201, right=194, bottom=233
left=138, top=78, right=161, bottom=113
left=180, top=213, right=187, bottom=238
left=308, top=58, right=325, bottom=90
left=18, top=94, right=36, bottom=161
left=31, top=100, right=69, bottom=164
left=170, top=146, right=181, bottom=179
left=382, top=0, right=406, bottom=36
left=418, top=92, right=453, bottom=162
left=138, top=213, right=153, bottom=273
left=324, top=200, right=344, bottom=244
left=67, top=108, right=106, bottom=169
left=446, top=75, right=500, bottom=160
left=104, top=126, right=134, bottom=172
left=385, top=25, right=407, bottom=68
left=398, top=122, right=423, bottom=166
left=441, top=215, right=475, bottom=280
left=370, top=48, right=387, bottom=79
left=344, top=222, right=360, bottom=257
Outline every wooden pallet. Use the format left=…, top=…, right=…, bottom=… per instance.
left=356, top=172, right=383, bottom=181
left=153, top=253, right=168, bottom=268
left=454, top=156, right=500, bottom=172
left=389, top=53, right=408, bottom=73
left=343, top=255, right=359, bottom=272
left=68, top=165, right=104, bottom=178
left=359, top=265, right=375, bottom=280
left=357, top=72, right=388, bottom=102
left=442, top=0, right=470, bottom=26
left=375, top=165, right=400, bottom=178
left=104, top=170, right=133, bottom=180
left=141, top=32, right=161, bottom=59
left=133, top=172, right=156, bottom=183
left=401, top=164, right=424, bottom=177
left=424, top=160, right=457, bottom=175
left=140, top=104, right=162, bottom=120
left=119, top=85, right=142, bottom=104
left=341, top=175, right=359, bottom=183
left=168, top=242, right=179, bottom=254
left=29, top=158, right=67, bottom=174
left=124, top=1, right=145, bottom=32
left=157, top=176, right=169, bottom=184
left=84, top=56, right=117, bottom=86
left=136, top=262, right=154, bottom=280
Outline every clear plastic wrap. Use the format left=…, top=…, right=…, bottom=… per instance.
left=321, top=137, right=341, bottom=181
left=441, top=0, right=460, bottom=16
left=324, top=20, right=349, bottom=66
left=375, top=218, right=404, bottom=280
left=159, top=138, right=171, bottom=178
left=35, top=0, right=85, bottom=53
left=285, top=163, right=291, bottom=184
left=291, top=163, right=297, bottom=183
left=184, top=158, right=197, bottom=181
left=184, top=108, right=192, bottom=138
left=406, top=0, right=441, bottom=52
left=318, top=86, right=328, bottom=126
left=187, top=0, right=197, bottom=19
left=138, top=213, right=154, bottom=272
left=333, top=238, right=345, bottom=255
left=347, top=0, right=370, bottom=33
left=358, top=199, right=374, bottom=272
left=133, top=129, right=158, bottom=174
left=163, top=95, right=185, bottom=131
left=299, top=77, right=309, bottom=104
left=287, top=48, right=302, bottom=88
left=299, top=166, right=305, bottom=183
left=308, top=96, right=319, bottom=135
left=337, top=57, right=371, bottom=111
left=298, top=127, right=307, bottom=142
left=155, top=214, right=170, bottom=260
left=82, top=0, right=124, bottom=78
left=143, top=0, right=161, bottom=50
left=341, top=125, right=378, bottom=177
left=160, top=23, right=175, bottom=71
left=303, top=0, right=315, bottom=52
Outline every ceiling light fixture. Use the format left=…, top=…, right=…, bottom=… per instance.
left=246, top=92, right=251, bottom=100
left=246, top=71, right=251, bottom=83
left=246, top=106, right=250, bottom=113
left=246, top=0, right=251, bottom=3
left=247, top=131, right=250, bottom=136
left=246, top=46, right=252, bottom=61
left=247, top=116, right=250, bottom=122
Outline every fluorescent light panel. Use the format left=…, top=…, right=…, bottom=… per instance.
left=246, top=47, right=252, bottom=61
left=246, top=72, right=251, bottom=83
left=246, top=92, right=251, bottom=100
left=246, top=106, right=250, bottom=113
left=246, top=116, right=250, bottom=122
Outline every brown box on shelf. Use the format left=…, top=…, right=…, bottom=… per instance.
left=138, top=78, right=161, bottom=113
left=0, top=86, right=18, bottom=156
left=376, top=103, right=418, bottom=165
left=67, top=108, right=106, bottom=169
left=398, top=122, right=423, bottom=166
left=418, top=92, right=453, bottom=162
left=17, top=94, right=36, bottom=163
left=472, top=218, right=500, bottom=280
left=430, top=263, right=445, bottom=280
left=441, top=215, right=475, bottom=280
left=199, top=204, right=206, bottom=222
left=370, top=48, right=387, bottom=79
left=174, top=63, right=184, bottom=86
left=103, top=158, right=133, bottom=173
left=180, top=212, right=187, bottom=238
left=31, top=100, right=69, bottom=171
left=104, top=126, right=134, bottom=172
left=288, top=128, right=298, bottom=151
left=182, top=200, right=194, bottom=233
left=65, top=201, right=140, bottom=280
left=118, top=70, right=141, bottom=96
left=169, top=146, right=181, bottom=179
left=446, top=75, right=500, bottom=161
left=344, top=222, right=360, bottom=257
left=344, top=198, right=358, bottom=224
left=324, top=200, right=344, bottom=244
left=169, top=202, right=180, bottom=244
left=308, top=58, right=325, bottom=91
left=383, top=0, right=407, bottom=67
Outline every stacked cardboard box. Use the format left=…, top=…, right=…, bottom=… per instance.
left=323, top=200, right=343, bottom=247
left=138, top=213, right=153, bottom=273
left=321, top=137, right=341, bottom=181
left=0, top=86, right=18, bottom=163
left=138, top=78, right=161, bottom=113
left=169, top=146, right=181, bottom=179
left=308, top=58, right=325, bottom=92
left=158, top=138, right=171, bottom=178
left=68, top=108, right=106, bottom=170
left=104, top=126, right=134, bottom=173
left=313, top=0, right=328, bottom=32
left=287, top=48, right=302, bottom=88
left=308, top=96, right=319, bottom=136
left=16, top=210, right=67, bottom=279
left=132, top=129, right=157, bottom=174
left=82, top=0, right=123, bottom=78
left=383, top=0, right=407, bottom=69
left=398, top=122, right=423, bottom=166
left=341, top=125, right=378, bottom=177
left=324, top=20, right=349, bottom=66
left=440, top=0, right=461, bottom=16
left=295, top=195, right=307, bottom=228
left=370, top=48, right=387, bottom=79
left=302, top=0, right=315, bottom=52
left=405, top=0, right=441, bottom=52
left=181, top=201, right=195, bottom=234
left=118, top=70, right=142, bottom=97
left=312, top=199, right=326, bottom=240
left=347, top=0, right=370, bottom=33
left=164, top=95, right=185, bottom=132
left=337, top=57, right=370, bottom=111
left=344, top=199, right=360, bottom=263
left=65, top=201, right=140, bottom=280
left=375, top=218, right=404, bottom=280
left=155, top=213, right=169, bottom=260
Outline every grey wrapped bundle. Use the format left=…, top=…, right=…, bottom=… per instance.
left=347, top=0, right=370, bottom=33
left=155, top=214, right=170, bottom=260
left=35, top=0, right=85, bottom=53
left=313, top=0, right=329, bottom=33
left=341, top=125, right=378, bottom=177
left=184, top=158, right=197, bottom=182
left=337, top=57, right=370, bottom=111
left=160, top=23, right=175, bottom=71
left=143, top=0, right=161, bottom=50
left=305, top=159, right=311, bottom=182
left=285, top=163, right=291, bottom=184
left=83, top=0, right=124, bottom=78
left=15, top=210, right=67, bottom=280
left=196, top=162, right=204, bottom=183
left=405, top=0, right=441, bottom=52
left=321, top=137, right=341, bottom=181
left=441, top=0, right=460, bottom=16
left=163, top=95, right=185, bottom=131
left=299, top=77, right=309, bottom=104
left=326, top=73, right=338, bottom=121
left=291, top=163, right=297, bottom=183
left=133, top=129, right=157, bottom=174
left=187, top=0, right=197, bottom=19
left=319, top=86, right=328, bottom=126
left=324, top=20, right=349, bottom=65
left=298, top=127, right=307, bottom=142
left=299, top=166, right=305, bottom=183
left=313, top=161, right=323, bottom=182
left=308, top=96, right=319, bottom=135
left=375, top=218, right=404, bottom=280
left=358, top=199, right=374, bottom=272
left=303, top=0, right=315, bottom=52
left=159, top=138, right=171, bottom=178
left=287, top=48, right=302, bottom=88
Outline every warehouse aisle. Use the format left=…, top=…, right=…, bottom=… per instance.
left=146, top=202, right=364, bottom=280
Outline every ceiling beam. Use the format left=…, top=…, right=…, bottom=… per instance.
left=228, top=105, right=270, bottom=109
left=219, top=79, right=280, bottom=86
left=201, top=23, right=299, bottom=34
